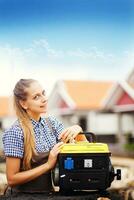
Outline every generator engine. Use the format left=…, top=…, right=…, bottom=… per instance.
left=52, top=134, right=121, bottom=192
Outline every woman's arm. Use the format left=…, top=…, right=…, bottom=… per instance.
left=6, top=142, right=63, bottom=187
left=6, top=157, right=50, bottom=186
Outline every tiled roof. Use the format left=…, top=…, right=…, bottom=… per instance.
left=64, top=80, right=114, bottom=110
left=0, top=96, right=14, bottom=117
left=0, top=97, right=9, bottom=116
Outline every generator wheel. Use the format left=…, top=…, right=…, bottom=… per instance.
left=52, top=165, right=59, bottom=186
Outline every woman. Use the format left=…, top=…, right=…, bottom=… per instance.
left=2, top=78, right=84, bottom=194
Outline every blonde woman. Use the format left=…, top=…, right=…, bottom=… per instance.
left=2, top=79, right=84, bottom=194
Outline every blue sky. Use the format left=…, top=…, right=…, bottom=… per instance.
left=0, top=0, right=134, bottom=95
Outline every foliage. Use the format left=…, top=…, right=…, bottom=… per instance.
left=124, top=143, right=134, bottom=152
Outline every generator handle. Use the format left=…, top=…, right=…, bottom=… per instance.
left=79, top=132, right=97, bottom=143
left=115, top=169, right=121, bottom=180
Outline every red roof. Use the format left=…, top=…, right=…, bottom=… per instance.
left=116, top=91, right=134, bottom=105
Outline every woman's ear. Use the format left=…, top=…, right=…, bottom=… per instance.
left=19, top=100, right=28, bottom=110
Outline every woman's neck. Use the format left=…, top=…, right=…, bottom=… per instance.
left=26, top=111, right=41, bottom=121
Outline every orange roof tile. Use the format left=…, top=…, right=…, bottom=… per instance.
left=0, top=97, right=9, bottom=116
left=0, top=96, right=15, bottom=117
left=64, top=80, right=114, bottom=110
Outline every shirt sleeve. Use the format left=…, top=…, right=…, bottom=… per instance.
left=48, top=116, right=64, bottom=139
left=2, top=127, right=24, bottom=158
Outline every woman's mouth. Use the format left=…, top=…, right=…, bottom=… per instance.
left=40, top=105, right=45, bottom=108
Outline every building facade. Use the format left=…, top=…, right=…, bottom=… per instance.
left=48, top=69, right=134, bottom=146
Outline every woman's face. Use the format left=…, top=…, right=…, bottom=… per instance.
left=20, top=81, right=48, bottom=119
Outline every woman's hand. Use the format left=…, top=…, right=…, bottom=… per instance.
left=47, top=142, right=64, bottom=170
left=58, top=125, right=83, bottom=143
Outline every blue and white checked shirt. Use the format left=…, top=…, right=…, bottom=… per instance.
left=2, top=116, right=64, bottom=159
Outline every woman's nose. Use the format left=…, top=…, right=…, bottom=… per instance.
left=42, top=95, right=48, bottom=103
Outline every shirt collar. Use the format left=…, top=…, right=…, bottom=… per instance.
left=31, top=117, right=46, bottom=128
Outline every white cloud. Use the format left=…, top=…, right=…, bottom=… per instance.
left=31, top=39, right=64, bottom=58
left=67, top=47, right=114, bottom=60
left=0, top=42, right=88, bottom=96
left=32, top=39, right=49, bottom=49
left=0, top=39, right=133, bottom=96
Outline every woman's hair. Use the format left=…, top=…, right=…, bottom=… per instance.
left=13, top=79, right=37, bottom=170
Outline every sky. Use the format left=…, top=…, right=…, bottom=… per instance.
left=0, top=0, right=134, bottom=96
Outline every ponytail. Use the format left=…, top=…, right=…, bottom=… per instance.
left=13, top=79, right=37, bottom=170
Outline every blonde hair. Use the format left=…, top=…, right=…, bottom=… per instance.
left=13, top=79, right=37, bottom=170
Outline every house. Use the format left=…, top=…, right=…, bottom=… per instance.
left=0, top=96, right=16, bottom=150
left=104, top=68, right=134, bottom=112
left=0, top=96, right=16, bottom=130
left=48, top=79, right=117, bottom=142
left=48, top=69, right=134, bottom=145
left=103, top=68, right=134, bottom=143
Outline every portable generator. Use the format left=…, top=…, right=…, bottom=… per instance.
left=52, top=133, right=121, bottom=192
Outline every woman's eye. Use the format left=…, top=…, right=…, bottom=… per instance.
left=34, top=95, right=40, bottom=100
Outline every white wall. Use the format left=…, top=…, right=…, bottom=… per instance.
left=121, top=114, right=134, bottom=133
left=89, top=112, right=119, bottom=134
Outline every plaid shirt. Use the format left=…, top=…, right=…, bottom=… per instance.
left=2, top=116, right=64, bottom=158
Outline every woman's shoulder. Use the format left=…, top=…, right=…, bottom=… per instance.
left=2, top=120, right=24, bottom=158
left=3, top=120, right=23, bottom=138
